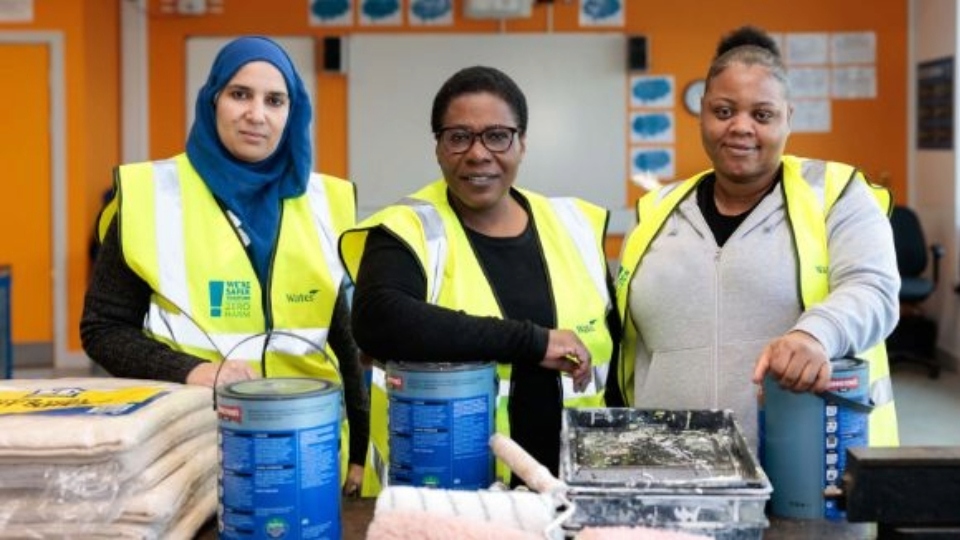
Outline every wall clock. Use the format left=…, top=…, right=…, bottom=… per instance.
left=683, top=79, right=706, bottom=116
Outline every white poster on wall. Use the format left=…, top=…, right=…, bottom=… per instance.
left=788, top=67, right=830, bottom=99
left=785, top=33, right=829, bottom=65
left=790, top=99, right=831, bottom=133
left=0, top=0, right=31, bottom=22
left=832, top=66, right=877, bottom=99
left=831, top=32, right=876, bottom=65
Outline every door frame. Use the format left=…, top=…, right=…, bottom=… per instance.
left=0, top=33, right=72, bottom=368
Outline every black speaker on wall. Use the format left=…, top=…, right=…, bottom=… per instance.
left=323, top=36, right=342, bottom=72
left=628, top=35, right=648, bottom=71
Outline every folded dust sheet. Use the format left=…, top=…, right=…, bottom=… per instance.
left=0, top=377, right=215, bottom=459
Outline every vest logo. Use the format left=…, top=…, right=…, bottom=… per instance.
left=286, top=289, right=320, bottom=304
left=208, top=280, right=252, bottom=318
left=576, top=319, right=598, bottom=334
left=615, top=266, right=630, bottom=290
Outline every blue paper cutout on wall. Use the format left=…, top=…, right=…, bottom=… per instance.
left=363, top=0, right=400, bottom=19
left=632, top=114, right=671, bottom=138
left=411, top=0, right=452, bottom=20
left=312, top=0, right=350, bottom=20
left=583, top=0, right=621, bottom=19
left=634, top=150, right=671, bottom=172
left=632, top=78, right=671, bottom=103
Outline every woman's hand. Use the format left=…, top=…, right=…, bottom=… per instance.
left=186, top=360, right=260, bottom=387
left=343, top=463, right=364, bottom=497
left=753, top=331, right=832, bottom=393
left=541, top=329, right=592, bottom=393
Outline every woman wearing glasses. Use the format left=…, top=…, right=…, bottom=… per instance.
left=340, top=65, right=619, bottom=494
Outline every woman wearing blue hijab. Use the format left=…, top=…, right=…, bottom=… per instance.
left=81, top=36, right=368, bottom=495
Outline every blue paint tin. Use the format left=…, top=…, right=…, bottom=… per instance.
left=762, top=357, right=870, bottom=520
left=217, top=378, right=342, bottom=539
left=386, top=362, right=496, bottom=490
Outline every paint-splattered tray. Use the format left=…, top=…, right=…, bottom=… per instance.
left=559, top=408, right=771, bottom=539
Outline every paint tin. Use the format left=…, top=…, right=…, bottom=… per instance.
left=386, top=362, right=497, bottom=490
left=762, top=357, right=870, bottom=520
left=217, top=378, right=342, bottom=539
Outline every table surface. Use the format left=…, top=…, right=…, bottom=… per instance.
left=196, top=498, right=877, bottom=540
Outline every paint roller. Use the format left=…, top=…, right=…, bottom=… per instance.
left=368, top=433, right=711, bottom=539
left=367, top=433, right=568, bottom=539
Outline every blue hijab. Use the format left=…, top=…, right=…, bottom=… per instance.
left=186, top=36, right=312, bottom=284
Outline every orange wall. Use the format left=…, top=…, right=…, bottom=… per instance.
left=0, top=0, right=120, bottom=351
left=146, top=0, right=908, bottom=244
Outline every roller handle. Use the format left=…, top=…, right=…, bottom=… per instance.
left=490, top=433, right=567, bottom=495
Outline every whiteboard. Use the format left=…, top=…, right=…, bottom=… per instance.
left=347, top=34, right=628, bottom=226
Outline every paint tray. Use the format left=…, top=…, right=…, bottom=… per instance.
left=559, top=408, right=772, bottom=540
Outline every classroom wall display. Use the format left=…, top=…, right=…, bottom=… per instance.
left=627, top=74, right=674, bottom=180
left=347, top=33, right=627, bottom=217
left=781, top=31, right=877, bottom=133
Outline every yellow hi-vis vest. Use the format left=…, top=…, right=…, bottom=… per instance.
left=103, top=153, right=358, bottom=479
left=340, top=180, right=614, bottom=495
left=615, top=155, right=898, bottom=447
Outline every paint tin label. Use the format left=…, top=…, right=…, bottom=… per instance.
left=822, top=360, right=868, bottom=520
left=386, top=362, right=496, bottom=490
left=217, top=378, right=342, bottom=539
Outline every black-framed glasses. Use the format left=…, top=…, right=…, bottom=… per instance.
left=436, top=126, right=519, bottom=154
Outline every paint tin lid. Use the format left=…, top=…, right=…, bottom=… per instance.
left=387, top=361, right=495, bottom=373
left=831, top=357, right=865, bottom=372
left=219, top=377, right=334, bottom=400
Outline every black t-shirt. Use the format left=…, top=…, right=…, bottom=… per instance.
left=465, top=222, right=562, bottom=480
left=697, top=168, right=783, bottom=247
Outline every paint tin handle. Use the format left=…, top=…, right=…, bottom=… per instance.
left=817, top=390, right=875, bottom=413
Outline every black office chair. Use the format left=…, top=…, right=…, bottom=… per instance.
left=886, top=205, right=944, bottom=379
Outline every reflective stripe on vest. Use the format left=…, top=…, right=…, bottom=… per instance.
left=154, top=160, right=190, bottom=310
left=549, top=197, right=608, bottom=304
left=306, top=176, right=346, bottom=292
left=399, top=197, right=448, bottom=304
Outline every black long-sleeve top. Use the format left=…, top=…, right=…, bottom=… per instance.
left=81, top=219, right=369, bottom=466
left=352, top=195, right=620, bottom=480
